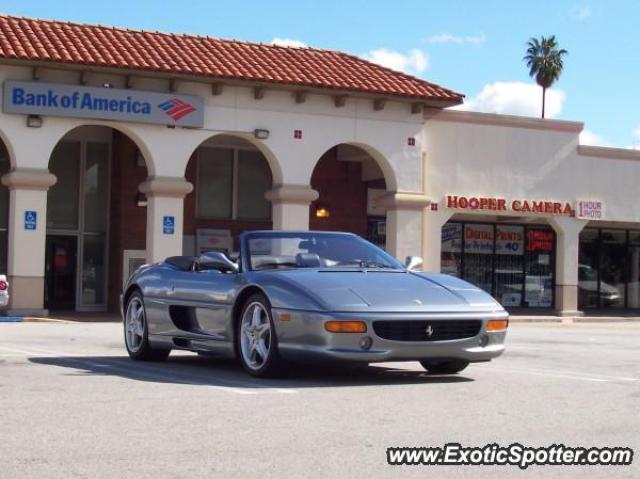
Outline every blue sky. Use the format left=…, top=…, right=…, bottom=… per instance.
left=1, top=0, right=638, bottom=147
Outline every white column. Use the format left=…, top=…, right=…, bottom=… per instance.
left=139, top=177, right=193, bottom=264
left=1, top=168, right=57, bottom=314
left=265, top=185, right=318, bottom=230
left=549, top=217, right=588, bottom=316
left=421, top=209, right=453, bottom=273
left=379, top=192, right=430, bottom=264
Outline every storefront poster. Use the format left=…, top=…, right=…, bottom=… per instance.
left=526, top=229, right=554, bottom=252
left=441, top=223, right=462, bottom=253
left=464, top=224, right=494, bottom=254
left=495, top=225, right=524, bottom=255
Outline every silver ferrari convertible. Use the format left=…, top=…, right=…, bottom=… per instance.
left=122, top=231, right=508, bottom=377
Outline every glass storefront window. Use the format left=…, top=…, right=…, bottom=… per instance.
left=81, top=234, right=106, bottom=305
left=197, top=147, right=233, bottom=218
left=441, top=222, right=462, bottom=277
left=628, top=231, right=640, bottom=308
left=524, top=228, right=554, bottom=308
left=84, top=143, right=109, bottom=233
left=578, top=228, right=640, bottom=310
left=196, top=146, right=272, bottom=221
left=462, top=224, right=494, bottom=294
left=578, top=228, right=600, bottom=308
left=0, top=142, right=10, bottom=273
left=599, top=230, right=626, bottom=309
left=0, top=231, right=6, bottom=274
left=48, top=141, right=81, bottom=230
left=494, top=225, right=524, bottom=307
left=441, top=221, right=556, bottom=309
left=237, top=150, right=271, bottom=220
left=0, top=143, right=10, bottom=230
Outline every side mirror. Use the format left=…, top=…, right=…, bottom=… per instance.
left=196, top=252, right=239, bottom=273
left=404, top=256, right=423, bottom=271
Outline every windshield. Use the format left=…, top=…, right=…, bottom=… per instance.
left=245, top=232, right=404, bottom=271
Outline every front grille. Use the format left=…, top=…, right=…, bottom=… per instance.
left=372, top=320, right=482, bottom=342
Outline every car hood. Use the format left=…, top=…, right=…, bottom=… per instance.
left=263, top=269, right=503, bottom=314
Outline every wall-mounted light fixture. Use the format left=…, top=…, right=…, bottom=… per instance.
left=254, top=128, right=269, bottom=140
left=26, top=114, right=42, bottom=128
left=136, top=192, right=148, bottom=207
left=315, top=205, right=330, bottom=218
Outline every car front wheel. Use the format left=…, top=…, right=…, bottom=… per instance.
left=420, top=359, right=469, bottom=375
left=237, top=294, right=285, bottom=378
left=124, top=291, right=171, bottom=361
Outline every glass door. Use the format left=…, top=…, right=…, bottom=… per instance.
left=47, top=137, right=110, bottom=311
left=45, top=235, right=78, bottom=310
left=79, top=142, right=109, bottom=310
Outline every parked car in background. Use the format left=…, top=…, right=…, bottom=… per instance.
left=121, top=231, right=509, bottom=378
left=578, top=264, right=623, bottom=308
left=0, top=275, right=9, bottom=308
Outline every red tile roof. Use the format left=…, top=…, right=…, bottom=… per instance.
left=0, top=15, right=463, bottom=104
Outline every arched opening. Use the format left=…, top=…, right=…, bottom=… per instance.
left=183, top=135, right=274, bottom=254
left=310, top=144, right=390, bottom=249
left=45, top=126, right=149, bottom=312
left=0, top=140, right=10, bottom=273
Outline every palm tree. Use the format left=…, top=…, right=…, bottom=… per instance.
left=523, top=36, right=568, bottom=118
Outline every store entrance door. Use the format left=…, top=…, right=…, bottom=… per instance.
left=45, top=235, right=77, bottom=310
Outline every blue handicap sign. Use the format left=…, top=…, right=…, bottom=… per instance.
left=162, top=215, right=175, bottom=235
left=24, top=210, right=37, bottom=230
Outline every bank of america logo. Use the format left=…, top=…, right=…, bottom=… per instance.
left=158, top=98, right=197, bottom=121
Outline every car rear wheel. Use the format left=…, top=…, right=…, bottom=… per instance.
left=420, top=359, right=469, bottom=375
left=124, top=291, right=171, bottom=361
left=237, top=294, right=285, bottom=378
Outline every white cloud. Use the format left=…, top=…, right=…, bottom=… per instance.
left=572, top=6, right=592, bottom=20
left=455, top=81, right=566, bottom=118
left=580, top=129, right=610, bottom=146
left=427, top=33, right=486, bottom=45
left=270, top=38, right=307, bottom=48
left=362, top=48, right=429, bottom=75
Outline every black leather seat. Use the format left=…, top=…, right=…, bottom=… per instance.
left=165, top=256, right=196, bottom=271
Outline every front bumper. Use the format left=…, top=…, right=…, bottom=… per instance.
left=274, top=310, right=508, bottom=363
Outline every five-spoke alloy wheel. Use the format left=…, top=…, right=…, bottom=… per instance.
left=237, top=294, right=284, bottom=377
left=124, top=290, right=170, bottom=361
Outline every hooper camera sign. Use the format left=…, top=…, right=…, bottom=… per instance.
left=3, top=80, right=204, bottom=128
left=446, top=195, right=575, bottom=216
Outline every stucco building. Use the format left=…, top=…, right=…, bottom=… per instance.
left=0, top=15, right=637, bottom=317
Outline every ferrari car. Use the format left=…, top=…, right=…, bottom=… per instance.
left=122, top=231, right=508, bottom=377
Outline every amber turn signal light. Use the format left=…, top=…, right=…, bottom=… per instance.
left=324, top=321, right=367, bottom=333
left=486, top=319, right=509, bottom=332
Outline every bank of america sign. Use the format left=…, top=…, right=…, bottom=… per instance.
left=2, top=80, right=204, bottom=128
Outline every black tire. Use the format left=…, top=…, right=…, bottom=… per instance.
left=124, top=291, right=171, bottom=361
left=236, top=294, right=285, bottom=378
left=420, top=359, right=469, bottom=375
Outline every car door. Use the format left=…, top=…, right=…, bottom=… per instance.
left=168, top=267, right=238, bottom=340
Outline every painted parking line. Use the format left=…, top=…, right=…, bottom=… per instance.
left=470, top=363, right=639, bottom=384
left=0, top=345, right=298, bottom=395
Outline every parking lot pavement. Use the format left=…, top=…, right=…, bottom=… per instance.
left=0, top=322, right=638, bottom=479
